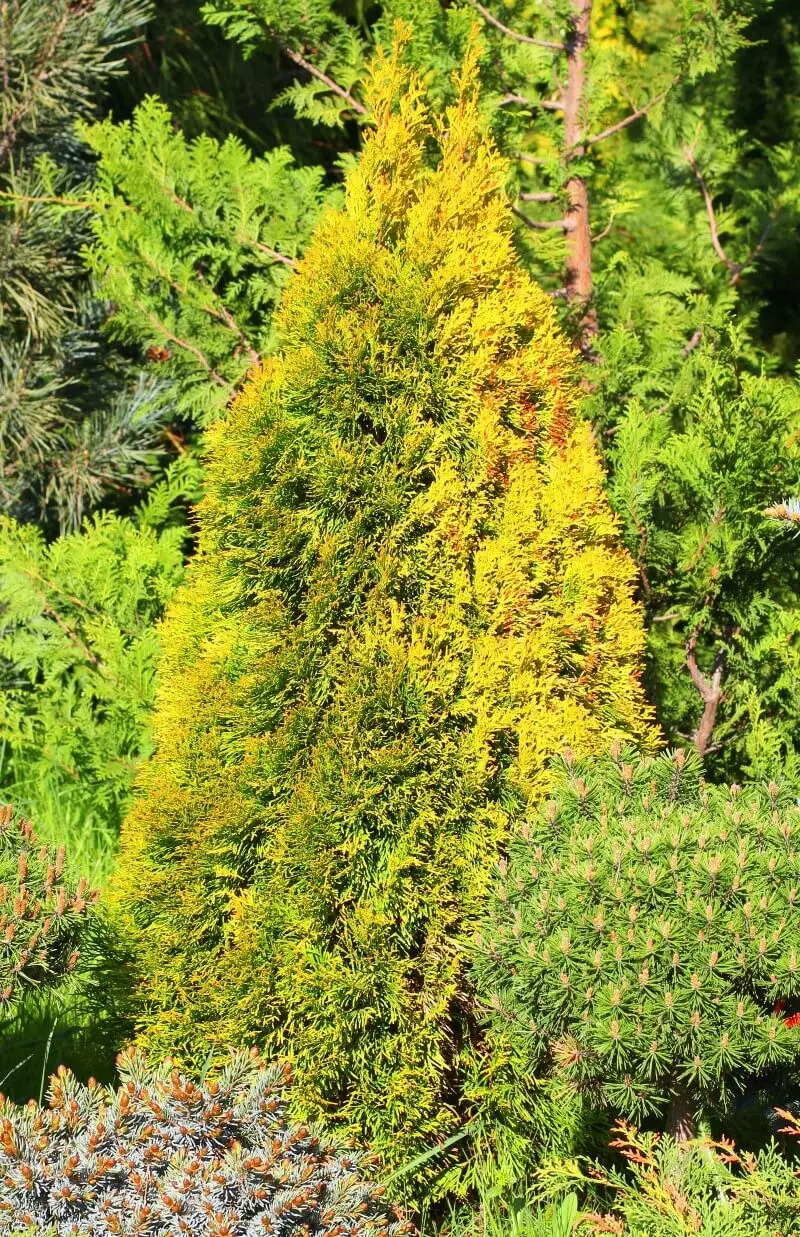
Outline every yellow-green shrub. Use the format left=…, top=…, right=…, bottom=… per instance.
left=111, top=37, right=656, bottom=1186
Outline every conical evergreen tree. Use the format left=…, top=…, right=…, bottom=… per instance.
left=111, top=36, right=655, bottom=1181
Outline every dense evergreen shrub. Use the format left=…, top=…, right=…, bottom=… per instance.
left=0, top=1048, right=407, bottom=1236
left=111, top=40, right=654, bottom=1181
left=474, top=746, right=800, bottom=1138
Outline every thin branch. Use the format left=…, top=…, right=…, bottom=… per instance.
left=681, top=165, right=781, bottom=349
left=519, top=190, right=558, bottom=203
left=243, top=236, right=297, bottom=268
left=0, top=189, right=97, bottom=210
left=0, top=186, right=298, bottom=269
left=684, top=148, right=736, bottom=273
left=730, top=208, right=781, bottom=286
left=682, top=327, right=703, bottom=357
left=135, top=303, right=231, bottom=389
left=280, top=43, right=367, bottom=116
left=591, top=218, right=615, bottom=244
left=512, top=206, right=572, bottom=231
left=468, top=0, right=565, bottom=50
left=137, top=252, right=261, bottom=364
left=499, top=93, right=563, bottom=111
left=196, top=275, right=261, bottom=364
left=584, top=84, right=673, bottom=148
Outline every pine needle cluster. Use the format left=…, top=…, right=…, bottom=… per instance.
left=474, top=745, right=800, bottom=1134
left=0, top=805, right=96, bottom=1009
left=0, top=1048, right=408, bottom=1235
left=0, top=0, right=171, bottom=531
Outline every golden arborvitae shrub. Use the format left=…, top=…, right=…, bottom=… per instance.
left=111, top=35, right=656, bottom=1185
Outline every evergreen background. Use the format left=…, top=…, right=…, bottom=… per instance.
left=0, top=0, right=798, bottom=1228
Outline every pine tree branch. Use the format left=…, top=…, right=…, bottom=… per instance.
left=468, top=0, right=565, bottom=50
left=0, top=4, right=72, bottom=167
left=280, top=44, right=367, bottom=116
left=583, top=83, right=673, bottom=148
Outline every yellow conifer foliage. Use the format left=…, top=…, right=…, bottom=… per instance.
left=111, top=34, right=656, bottom=1185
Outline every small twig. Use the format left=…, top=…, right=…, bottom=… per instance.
left=512, top=205, right=572, bottom=231
left=137, top=252, right=261, bottom=364
left=280, top=43, right=367, bottom=116
left=468, top=0, right=565, bottom=50
left=684, top=148, right=736, bottom=274
left=591, top=218, right=614, bottom=244
left=243, top=237, right=297, bottom=268
left=135, top=303, right=231, bottom=389
left=514, top=152, right=548, bottom=165
left=584, top=84, right=674, bottom=148
left=729, top=208, right=781, bottom=287
left=499, top=93, right=563, bottom=111
left=519, top=190, right=558, bottom=203
left=0, top=189, right=97, bottom=210
left=682, top=327, right=703, bottom=358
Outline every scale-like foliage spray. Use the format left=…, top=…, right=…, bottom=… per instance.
left=112, top=35, right=655, bottom=1182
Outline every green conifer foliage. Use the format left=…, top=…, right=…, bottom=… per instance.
left=111, top=42, right=654, bottom=1181
left=0, top=461, right=195, bottom=843
left=81, top=99, right=333, bottom=424
left=603, top=328, right=800, bottom=782
left=0, top=0, right=172, bottom=532
left=0, top=805, right=95, bottom=1010
left=474, top=746, right=800, bottom=1139
left=536, top=1124, right=800, bottom=1236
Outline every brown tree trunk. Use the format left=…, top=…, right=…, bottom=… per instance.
left=563, top=0, right=598, bottom=353
left=666, top=1087, right=696, bottom=1142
